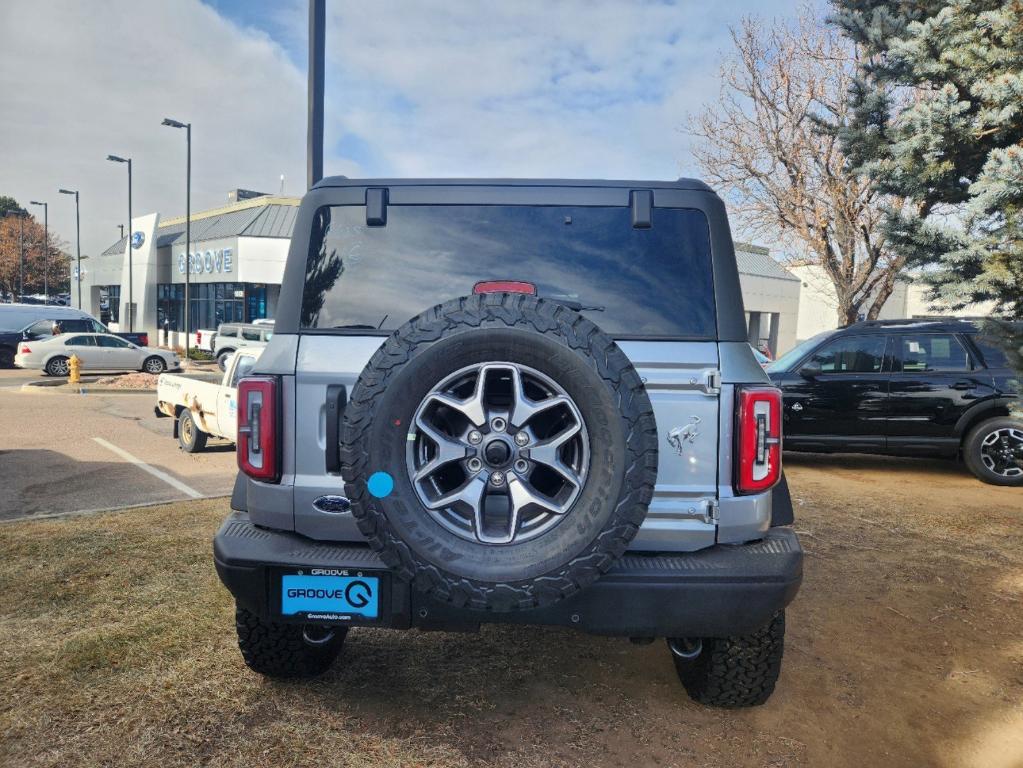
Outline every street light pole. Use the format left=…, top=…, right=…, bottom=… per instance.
left=107, top=154, right=133, bottom=330
left=308, top=0, right=325, bottom=189
left=162, top=118, right=191, bottom=360
left=29, top=201, right=48, bottom=302
left=58, top=189, right=81, bottom=309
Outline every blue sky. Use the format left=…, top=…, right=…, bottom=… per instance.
left=1, top=0, right=821, bottom=257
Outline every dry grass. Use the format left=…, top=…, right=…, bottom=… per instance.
left=0, top=501, right=468, bottom=768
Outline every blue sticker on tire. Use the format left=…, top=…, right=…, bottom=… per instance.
left=367, top=471, right=394, bottom=498
left=281, top=574, right=379, bottom=618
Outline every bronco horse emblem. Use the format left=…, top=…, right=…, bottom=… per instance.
left=667, top=415, right=702, bottom=456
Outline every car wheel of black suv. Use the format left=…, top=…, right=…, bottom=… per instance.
left=670, top=611, right=786, bottom=708
left=963, top=417, right=1023, bottom=486
left=0, top=346, right=14, bottom=369
left=235, top=607, right=346, bottom=677
left=177, top=410, right=208, bottom=453
left=339, top=293, right=658, bottom=612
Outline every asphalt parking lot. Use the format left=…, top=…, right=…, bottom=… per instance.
left=0, top=368, right=235, bottom=520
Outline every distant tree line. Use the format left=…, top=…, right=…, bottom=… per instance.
left=0, top=195, right=71, bottom=299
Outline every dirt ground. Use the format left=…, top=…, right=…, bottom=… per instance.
left=0, top=453, right=1020, bottom=768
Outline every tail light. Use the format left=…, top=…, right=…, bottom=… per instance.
left=735, top=386, right=782, bottom=494
left=196, top=330, right=202, bottom=345
left=473, top=280, right=537, bottom=295
left=20, top=345, right=31, bottom=354
left=139, top=333, right=149, bottom=347
left=237, top=376, right=280, bottom=482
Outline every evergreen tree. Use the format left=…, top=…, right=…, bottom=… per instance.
left=832, top=0, right=1023, bottom=371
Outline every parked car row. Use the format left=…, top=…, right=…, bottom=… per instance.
left=0, top=304, right=149, bottom=368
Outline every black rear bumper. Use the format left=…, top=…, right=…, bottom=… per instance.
left=214, top=511, right=802, bottom=637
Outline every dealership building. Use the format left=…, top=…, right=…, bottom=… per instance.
left=79, top=189, right=803, bottom=354
left=78, top=190, right=298, bottom=348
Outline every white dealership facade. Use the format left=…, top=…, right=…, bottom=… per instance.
left=78, top=191, right=298, bottom=348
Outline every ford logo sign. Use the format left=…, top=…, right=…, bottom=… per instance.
left=131, top=231, right=145, bottom=250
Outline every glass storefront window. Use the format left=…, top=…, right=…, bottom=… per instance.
left=157, top=282, right=250, bottom=332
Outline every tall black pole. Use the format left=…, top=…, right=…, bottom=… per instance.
left=308, top=0, right=325, bottom=189
left=185, top=123, right=191, bottom=361
left=127, top=158, right=133, bottom=331
left=75, top=192, right=81, bottom=309
left=42, top=204, right=47, bottom=302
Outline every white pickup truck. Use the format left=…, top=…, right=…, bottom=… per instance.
left=155, top=349, right=260, bottom=452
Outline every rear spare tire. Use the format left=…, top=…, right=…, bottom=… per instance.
left=340, top=293, right=658, bottom=612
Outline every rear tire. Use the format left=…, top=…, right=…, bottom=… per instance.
left=671, top=611, right=786, bottom=708
left=177, top=410, right=208, bottom=453
left=963, top=417, right=1023, bottom=486
left=0, top=346, right=14, bottom=369
left=235, top=606, right=346, bottom=678
left=46, top=356, right=70, bottom=377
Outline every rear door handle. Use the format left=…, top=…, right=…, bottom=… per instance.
left=951, top=382, right=973, bottom=390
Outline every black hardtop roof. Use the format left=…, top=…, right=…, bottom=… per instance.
left=839, top=318, right=985, bottom=334
left=312, top=176, right=714, bottom=193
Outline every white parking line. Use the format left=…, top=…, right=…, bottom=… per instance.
left=91, top=437, right=204, bottom=499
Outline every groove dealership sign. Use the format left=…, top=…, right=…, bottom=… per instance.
left=177, top=247, right=234, bottom=275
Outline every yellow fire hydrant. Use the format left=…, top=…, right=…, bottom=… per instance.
left=69, top=354, right=81, bottom=384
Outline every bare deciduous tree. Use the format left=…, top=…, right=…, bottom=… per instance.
left=687, top=9, right=909, bottom=326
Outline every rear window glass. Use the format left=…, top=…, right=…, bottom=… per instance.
left=971, top=334, right=1011, bottom=369
left=300, top=205, right=716, bottom=338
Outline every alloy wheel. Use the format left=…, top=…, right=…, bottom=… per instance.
left=980, top=427, right=1023, bottom=478
left=406, top=362, right=589, bottom=545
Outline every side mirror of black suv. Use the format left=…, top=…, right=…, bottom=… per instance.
left=798, top=363, right=821, bottom=379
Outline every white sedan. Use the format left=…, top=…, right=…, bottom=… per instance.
left=14, top=333, right=180, bottom=376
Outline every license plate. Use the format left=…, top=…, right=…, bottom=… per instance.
left=280, top=573, right=380, bottom=620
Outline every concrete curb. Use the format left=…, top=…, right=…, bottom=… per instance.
left=0, top=494, right=231, bottom=524
left=20, top=381, right=156, bottom=395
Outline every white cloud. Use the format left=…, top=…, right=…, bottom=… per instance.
left=0, top=0, right=812, bottom=260
left=0, top=0, right=358, bottom=260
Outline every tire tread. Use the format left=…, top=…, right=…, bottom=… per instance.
left=235, top=606, right=345, bottom=678
left=673, top=612, right=785, bottom=708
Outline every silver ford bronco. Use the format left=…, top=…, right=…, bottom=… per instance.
left=214, top=178, right=802, bottom=708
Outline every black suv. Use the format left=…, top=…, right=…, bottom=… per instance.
left=767, top=319, right=1022, bottom=485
